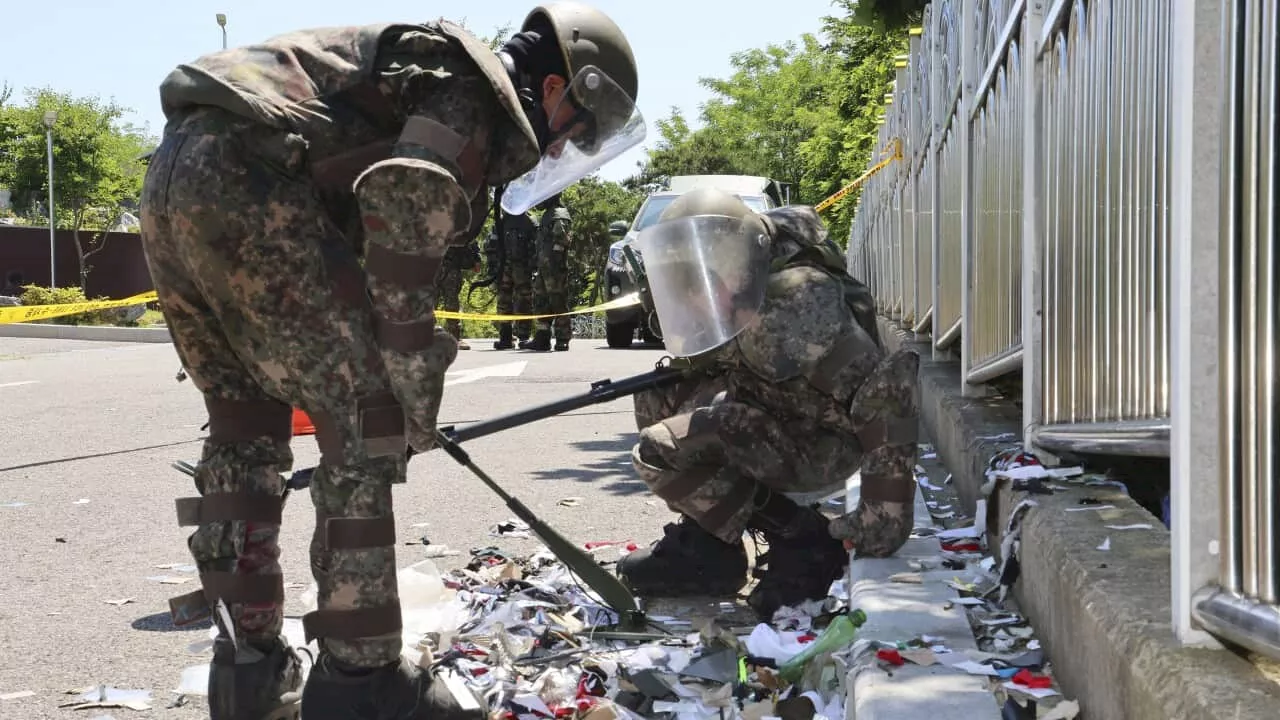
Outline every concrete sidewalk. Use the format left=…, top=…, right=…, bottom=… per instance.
left=841, top=457, right=1002, bottom=719
left=0, top=322, right=172, bottom=342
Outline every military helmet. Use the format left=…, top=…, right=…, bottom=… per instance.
left=522, top=2, right=639, bottom=106
left=659, top=187, right=756, bottom=224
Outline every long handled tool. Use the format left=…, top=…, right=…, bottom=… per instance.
left=433, top=430, right=646, bottom=630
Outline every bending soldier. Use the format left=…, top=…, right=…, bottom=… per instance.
left=139, top=4, right=643, bottom=719
left=493, top=210, right=537, bottom=348
left=618, top=188, right=920, bottom=622
left=522, top=194, right=574, bottom=351
left=437, top=240, right=482, bottom=350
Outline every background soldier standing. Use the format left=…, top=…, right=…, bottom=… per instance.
left=493, top=210, right=537, bottom=348
left=138, top=4, right=643, bottom=718
left=436, top=240, right=482, bottom=349
left=521, top=194, right=573, bottom=351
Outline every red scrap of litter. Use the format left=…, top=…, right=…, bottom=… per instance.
left=876, top=649, right=906, bottom=666
left=1012, top=669, right=1053, bottom=689
left=797, top=632, right=817, bottom=643
left=941, top=541, right=982, bottom=552
left=584, top=540, right=639, bottom=552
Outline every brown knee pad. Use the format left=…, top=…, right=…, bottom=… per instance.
left=168, top=397, right=293, bottom=644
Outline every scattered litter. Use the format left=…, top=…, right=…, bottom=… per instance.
left=899, top=649, right=938, bottom=666
left=104, top=598, right=136, bottom=606
left=423, top=545, right=462, bottom=559
left=889, top=573, right=923, bottom=584
left=1028, top=639, right=1041, bottom=650
left=0, top=690, right=35, bottom=700
left=1097, top=537, right=1111, bottom=551
left=73, top=498, right=91, bottom=505
left=490, top=519, right=532, bottom=539
left=1106, top=523, right=1154, bottom=530
left=557, top=497, right=583, bottom=508
left=154, top=563, right=197, bottom=573
left=1042, top=699, right=1081, bottom=719
left=145, top=576, right=192, bottom=585
left=953, top=660, right=1002, bottom=676
left=918, top=476, right=943, bottom=491
left=952, top=597, right=986, bottom=606
left=60, top=686, right=152, bottom=712
left=1064, top=505, right=1116, bottom=512
left=1, top=502, right=28, bottom=508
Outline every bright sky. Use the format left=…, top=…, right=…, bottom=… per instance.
left=0, top=0, right=840, bottom=182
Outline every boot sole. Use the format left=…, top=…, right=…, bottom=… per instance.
left=620, top=575, right=747, bottom=598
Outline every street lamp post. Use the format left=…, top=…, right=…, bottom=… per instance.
left=42, top=110, right=57, bottom=288
left=216, top=13, right=227, bottom=49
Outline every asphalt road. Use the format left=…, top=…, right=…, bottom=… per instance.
left=0, top=335, right=677, bottom=718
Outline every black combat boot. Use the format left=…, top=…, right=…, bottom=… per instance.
left=208, top=635, right=303, bottom=720
left=745, top=488, right=849, bottom=621
left=493, top=324, right=514, bottom=350
left=519, top=329, right=552, bottom=351
left=616, top=514, right=748, bottom=596
left=301, top=652, right=485, bottom=720
left=554, top=338, right=570, bottom=351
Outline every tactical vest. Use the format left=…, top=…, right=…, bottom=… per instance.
left=157, top=21, right=540, bottom=196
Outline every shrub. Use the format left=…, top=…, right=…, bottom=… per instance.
left=18, top=285, right=118, bottom=325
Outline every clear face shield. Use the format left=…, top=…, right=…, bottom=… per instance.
left=501, top=65, right=646, bottom=215
left=634, top=214, right=772, bottom=358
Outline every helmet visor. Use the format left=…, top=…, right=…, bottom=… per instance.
left=501, top=66, right=645, bottom=215
left=634, top=214, right=772, bottom=358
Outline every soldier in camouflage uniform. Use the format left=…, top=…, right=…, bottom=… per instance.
left=138, top=4, right=641, bottom=719
left=493, top=210, right=537, bottom=348
left=617, top=188, right=920, bottom=621
left=437, top=241, right=481, bottom=350
left=521, top=194, right=573, bottom=351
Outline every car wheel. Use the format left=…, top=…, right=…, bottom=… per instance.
left=641, top=311, right=663, bottom=346
left=606, top=322, right=635, bottom=348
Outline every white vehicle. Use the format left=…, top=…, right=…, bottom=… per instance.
left=602, top=175, right=788, bottom=348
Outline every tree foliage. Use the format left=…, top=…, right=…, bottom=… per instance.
left=0, top=87, right=156, bottom=288
left=627, top=2, right=907, bottom=244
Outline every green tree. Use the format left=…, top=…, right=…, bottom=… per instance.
left=0, top=87, right=155, bottom=289
left=845, top=0, right=930, bottom=31
left=561, top=176, right=645, bottom=303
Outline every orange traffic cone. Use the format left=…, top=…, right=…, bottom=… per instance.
left=292, top=408, right=316, bottom=436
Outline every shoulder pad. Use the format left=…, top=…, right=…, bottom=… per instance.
left=435, top=21, right=541, bottom=185
left=761, top=206, right=829, bottom=248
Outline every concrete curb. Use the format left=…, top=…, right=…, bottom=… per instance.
left=0, top=322, right=172, bottom=343
left=879, top=318, right=1280, bottom=720
left=843, top=472, right=1001, bottom=719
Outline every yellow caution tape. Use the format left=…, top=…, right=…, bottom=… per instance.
left=0, top=291, right=159, bottom=325
left=814, top=138, right=904, bottom=214
left=437, top=292, right=641, bottom=321
left=1, top=290, right=642, bottom=326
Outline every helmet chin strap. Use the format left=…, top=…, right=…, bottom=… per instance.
left=499, top=50, right=553, bottom=153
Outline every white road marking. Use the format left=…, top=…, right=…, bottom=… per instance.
left=443, top=361, right=528, bottom=387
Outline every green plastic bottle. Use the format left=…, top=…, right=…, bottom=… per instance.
left=777, top=609, right=868, bottom=684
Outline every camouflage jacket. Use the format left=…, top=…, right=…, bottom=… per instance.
left=157, top=22, right=543, bottom=449
left=702, top=206, right=883, bottom=440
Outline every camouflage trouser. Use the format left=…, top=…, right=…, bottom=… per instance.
left=532, top=236, right=571, bottom=339
left=140, top=108, right=405, bottom=668
left=633, top=349, right=920, bottom=555
left=631, top=374, right=862, bottom=544
left=435, top=262, right=464, bottom=339
left=495, top=238, right=534, bottom=338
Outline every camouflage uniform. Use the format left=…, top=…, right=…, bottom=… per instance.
left=522, top=200, right=572, bottom=350
left=620, top=199, right=919, bottom=620
left=494, top=211, right=536, bottom=342
left=436, top=241, right=480, bottom=348
left=139, top=21, right=541, bottom=716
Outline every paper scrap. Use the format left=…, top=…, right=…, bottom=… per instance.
left=1002, top=680, right=1060, bottom=698
left=1106, top=523, right=1154, bottom=530
left=1097, top=537, right=1111, bottom=551
left=1065, top=505, right=1116, bottom=512
left=1042, top=699, right=1082, bottom=720
left=953, top=660, right=1001, bottom=676
left=104, top=598, right=136, bottom=606
left=0, top=691, right=35, bottom=700
left=557, top=497, right=582, bottom=508
left=889, top=572, right=923, bottom=584
left=952, top=597, right=986, bottom=606
left=899, top=649, right=938, bottom=666
left=73, top=498, right=91, bottom=505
